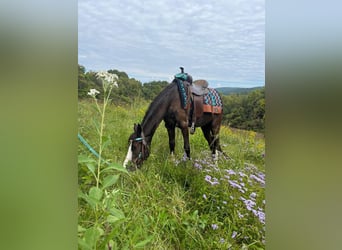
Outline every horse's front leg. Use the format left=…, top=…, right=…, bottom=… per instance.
left=165, top=124, right=176, bottom=156
left=180, top=122, right=191, bottom=159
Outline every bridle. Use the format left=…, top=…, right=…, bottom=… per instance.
left=132, top=134, right=149, bottom=161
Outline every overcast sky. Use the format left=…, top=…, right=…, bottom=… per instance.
left=78, top=0, right=264, bottom=88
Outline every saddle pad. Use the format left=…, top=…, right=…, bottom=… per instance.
left=203, top=88, right=223, bottom=114
left=175, top=78, right=188, bottom=109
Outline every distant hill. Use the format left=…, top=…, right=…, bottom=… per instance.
left=215, top=86, right=264, bottom=95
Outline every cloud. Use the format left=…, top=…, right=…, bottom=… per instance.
left=78, top=0, right=264, bottom=87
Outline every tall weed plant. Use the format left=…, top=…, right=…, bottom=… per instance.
left=78, top=72, right=128, bottom=250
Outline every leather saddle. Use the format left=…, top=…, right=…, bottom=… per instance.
left=190, top=79, right=209, bottom=96
left=189, top=80, right=209, bottom=134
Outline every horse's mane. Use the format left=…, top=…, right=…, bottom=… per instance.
left=141, top=81, right=176, bottom=127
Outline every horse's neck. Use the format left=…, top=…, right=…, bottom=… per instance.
left=141, top=86, right=174, bottom=144
left=141, top=113, right=164, bottom=145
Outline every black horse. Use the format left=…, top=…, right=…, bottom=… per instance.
left=123, top=71, right=224, bottom=169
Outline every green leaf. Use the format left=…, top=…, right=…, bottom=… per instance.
left=84, top=226, right=103, bottom=248
left=89, top=187, right=103, bottom=202
left=101, top=162, right=128, bottom=174
left=78, top=190, right=96, bottom=208
left=106, top=215, right=121, bottom=223
left=109, top=207, right=125, bottom=220
left=92, top=119, right=101, bottom=135
left=102, top=174, right=119, bottom=189
left=78, top=225, right=86, bottom=233
left=78, top=238, right=92, bottom=250
left=102, top=135, right=112, bottom=150
left=133, top=236, right=153, bottom=248
left=85, top=162, right=96, bottom=176
left=78, top=154, right=96, bottom=164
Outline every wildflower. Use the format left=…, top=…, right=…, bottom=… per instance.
left=211, top=224, right=218, bottom=230
left=257, top=172, right=265, bottom=180
left=203, top=194, right=207, bottom=200
left=250, top=192, right=257, bottom=200
left=225, top=169, right=236, bottom=175
left=228, top=180, right=242, bottom=189
left=205, top=175, right=212, bottom=182
left=250, top=174, right=265, bottom=186
left=204, top=175, right=219, bottom=185
left=194, top=162, right=202, bottom=170
left=96, top=71, right=118, bottom=87
left=257, top=210, right=265, bottom=224
left=252, top=209, right=265, bottom=224
left=219, top=238, right=225, bottom=243
left=231, top=231, right=237, bottom=239
left=222, top=200, right=227, bottom=205
left=238, top=171, right=247, bottom=178
left=87, top=88, right=100, bottom=97
left=237, top=211, right=244, bottom=218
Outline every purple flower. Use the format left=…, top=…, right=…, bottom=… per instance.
left=257, top=172, right=265, bottom=180
left=225, top=169, right=236, bottom=175
left=205, top=175, right=219, bottom=185
left=250, top=174, right=265, bottom=186
left=238, top=171, right=247, bottom=178
left=250, top=192, right=257, bottom=200
left=211, top=224, right=219, bottom=230
left=219, top=238, right=225, bottom=243
left=252, top=209, right=265, bottom=224
left=240, top=197, right=256, bottom=211
left=194, top=162, right=202, bottom=170
left=228, top=180, right=242, bottom=189
left=231, top=231, right=237, bottom=239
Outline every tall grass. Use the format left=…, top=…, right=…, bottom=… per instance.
left=78, top=98, right=265, bottom=249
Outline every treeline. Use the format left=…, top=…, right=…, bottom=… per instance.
left=221, top=89, right=265, bottom=133
left=78, top=64, right=265, bottom=132
left=78, top=64, right=168, bottom=104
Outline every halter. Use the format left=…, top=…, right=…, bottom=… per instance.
left=133, top=134, right=148, bottom=160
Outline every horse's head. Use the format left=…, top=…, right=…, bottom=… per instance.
left=123, top=123, right=150, bottom=170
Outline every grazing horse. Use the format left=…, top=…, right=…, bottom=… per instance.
left=123, top=73, right=224, bottom=170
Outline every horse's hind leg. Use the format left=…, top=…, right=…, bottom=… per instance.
left=201, top=124, right=219, bottom=164
left=201, top=124, right=215, bottom=153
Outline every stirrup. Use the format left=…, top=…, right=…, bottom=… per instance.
left=190, top=122, right=195, bottom=134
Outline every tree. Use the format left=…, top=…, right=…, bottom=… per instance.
left=221, top=88, right=265, bottom=132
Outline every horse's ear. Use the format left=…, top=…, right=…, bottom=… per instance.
left=133, top=123, right=137, bottom=131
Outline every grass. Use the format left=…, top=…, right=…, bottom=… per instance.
left=78, top=98, right=265, bottom=249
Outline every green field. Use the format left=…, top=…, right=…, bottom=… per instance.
left=78, top=97, right=265, bottom=249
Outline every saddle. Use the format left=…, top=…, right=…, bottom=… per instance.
left=190, top=80, right=209, bottom=96
left=189, top=80, right=209, bottom=134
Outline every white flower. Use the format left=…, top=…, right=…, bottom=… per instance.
left=96, top=71, right=118, bottom=87
left=87, top=88, right=100, bottom=97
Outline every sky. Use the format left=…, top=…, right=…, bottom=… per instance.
left=78, top=0, right=264, bottom=88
